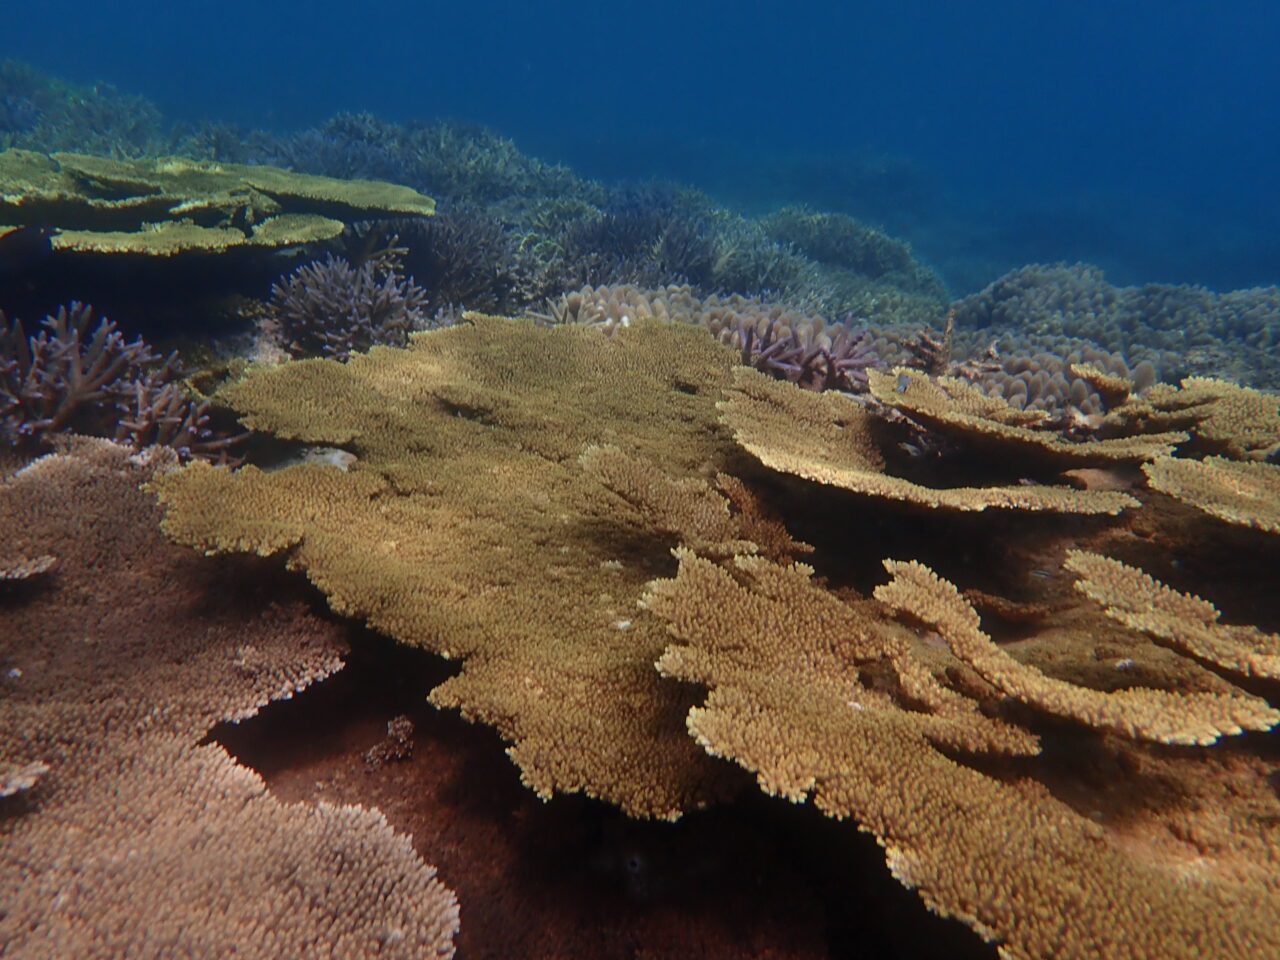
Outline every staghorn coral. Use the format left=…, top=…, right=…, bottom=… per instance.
left=0, top=438, right=458, bottom=959
left=0, top=59, right=171, bottom=157
left=151, top=316, right=752, bottom=819
left=732, top=313, right=880, bottom=393
left=263, top=252, right=432, bottom=360
left=541, top=283, right=882, bottom=392
left=1, top=302, right=239, bottom=458
left=372, top=205, right=531, bottom=316
left=719, top=366, right=1139, bottom=513
left=642, top=544, right=1280, bottom=960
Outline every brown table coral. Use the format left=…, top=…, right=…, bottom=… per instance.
left=0, top=439, right=458, bottom=958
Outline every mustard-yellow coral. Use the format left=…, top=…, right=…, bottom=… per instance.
left=867, top=367, right=1187, bottom=465
left=644, top=546, right=1280, bottom=960
left=0, top=149, right=435, bottom=256
left=1142, top=456, right=1280, bottom=533
left=1066, top=549, right=1280, bottom=678
left=720, top=366, right=1138, bottom=513
left=874, top=558, right=1278, bottom=744
left=153, top=317, right=746, bottom=818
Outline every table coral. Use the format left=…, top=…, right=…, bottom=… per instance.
left=720, top=366, right=1140, bottom=513
left=0, top=149, right=435, bottom=256
left=643, top=546, right=1280, bottom=960
left=0, top=439, right=458, bottom=959
left=152, top=316, right=751, bottom=818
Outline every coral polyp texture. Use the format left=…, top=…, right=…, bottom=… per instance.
left=719, top=366, right=1140, bottom=513
left=953, top=261, right=1280, bottom=388
left=142, top=304, right=1280, bottom=957
left=642, top=546, right=1280, bottom=960
left=0, top=439, right=458, bottom=959
left=151, top=316, right=750, bottom=819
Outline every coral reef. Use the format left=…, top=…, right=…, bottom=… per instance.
left=953, top=262, right=1280, bottom=388
left=1141, top=457, right=1280, bottom=533
left=0, top=439, right=458, bottom=958
left=151, top=317, right=750, bottom=819
left=720, top=366, right=1144, bottom=513
left=0, top=59, right=172, bottom=157
left=246, top=112, right=601, bottom=208
left=7, top=57, right=1280, bottom=960
left=541, top=283, right=882, bottom=392
left=642, top=547, right=1280, bottom=960
left=370, top=206, right=533, bottom=316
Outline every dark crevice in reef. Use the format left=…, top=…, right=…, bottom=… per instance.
left=215, top=628, right=998, bottom=960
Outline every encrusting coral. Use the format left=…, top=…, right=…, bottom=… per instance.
left=151, top=316, right=756, bottom=818
left=0, top=439, right=459, bottom=959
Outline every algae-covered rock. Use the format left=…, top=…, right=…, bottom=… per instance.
left=0, top=149, right=435, bottom=257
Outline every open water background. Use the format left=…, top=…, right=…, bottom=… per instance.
left=6, top=0, right=1278, bottom=292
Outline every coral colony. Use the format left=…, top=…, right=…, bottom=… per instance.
left=3, top=61, right=1280, bottom=960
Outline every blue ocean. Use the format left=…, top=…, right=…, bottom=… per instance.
left=8, top=0, right=1279, bottom=291
left=3, top=4, right=1279, bottom=960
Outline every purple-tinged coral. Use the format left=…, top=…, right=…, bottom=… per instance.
left=264, top=252, right=431, bottom=360
left=735, top=314, right=880, bottom=393
left=115, top=377, right=246, bottom=464
left=2, top=302, right=157, bottom=442
left=1, top=302, right=239, bottom=459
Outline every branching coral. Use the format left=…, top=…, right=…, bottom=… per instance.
left=541, top=283, right=883, bottom=392
left=719, top=366, right=1140, bottom=513
left=263, top=252, right=432, bottom=360
left=642, top=544, right=1280, bottom=960
left=372, top=205, right=532, bottom=316
left=1, top=302, right=239, bottom=458
left=1066, top=550, right=1280, bottom=678
left=733, top=313, right=880, bottom=392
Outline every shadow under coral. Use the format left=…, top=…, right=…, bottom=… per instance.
left=215, top=629, right=998, bottom=960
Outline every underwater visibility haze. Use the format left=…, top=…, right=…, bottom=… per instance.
left=2, top=3, right=1280, bottom=959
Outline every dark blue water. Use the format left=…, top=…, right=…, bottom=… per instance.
left=7, top=0, right=1278, bottom=291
